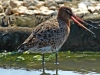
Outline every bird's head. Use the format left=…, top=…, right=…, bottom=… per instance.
left=58, top=6, right=73, bottom=21
left=58, top=6, right=96, bottom=36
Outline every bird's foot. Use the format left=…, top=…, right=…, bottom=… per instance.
left=54, top=62, right=59, bottom=65
left=41, top=62, right=46, bottom=65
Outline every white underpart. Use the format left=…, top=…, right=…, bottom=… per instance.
left=28, top=46, right=53, bottom=53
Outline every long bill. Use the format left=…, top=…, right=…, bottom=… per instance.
left=72, top=15, right=98, bottom=29
left=71, top=15, right=96, bottom=37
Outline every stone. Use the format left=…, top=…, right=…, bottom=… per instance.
left=5, top=6, right=12, bottom=15
left=50, top=10, right=58, bottom=16
left=0, top=13, right=5, bottom=16
left=78, top=2, right=88, bottom=11
left=1, top=16, right=10, bottom=27
left=23, top=0, right=38, bottom=7
left=18, top=6, right=28, bottom=11
left=49, top=6, right=57, bottom=10
left=24, top=10, right=34, bottom=15
left=71, top=8, right=78, bottom=14
left=39, top=6, right=49, bottom=12
left=41, top=10, right=56, bottom=15
left=88, top=6, right=95, bottom=13
left=45, top=0, right=55, bottom=4
left=28, top=6, right=38, bottom=10
left=90, top=0, right=96, bottom=3
left=97, top=3, right=100, bottom=6
left=59, top=4, right=64, bottom=7
left=93, top=12, right=98, bottom=15
left=11, top=6, right=28, bottom=15
left=45, top=0, right=58, bottom=7
left=95, top=5, right=100, bottom=11
left=0, top=5, right=4, bottom=13
left=2, top=1, right=9, bottom=9
left=54, top=0, right=64, bottom=4
left=10, top=0, right=23, bottom=8
left=13, top=13, right=20, bottom=16
left=35, top=1, right=45, bottom=8
left=11, top=7, right=25, bottom=15
left=72, top=7, right=89, bottom=15
left=95, top=5, right=100, bottom=14
left=33, top=10, right=41, bottom=15
left=0, top=1, right=2, bottom=5
left=11, top=8, right=19, bottom=14
left=74, top=10, right=89, bottom=15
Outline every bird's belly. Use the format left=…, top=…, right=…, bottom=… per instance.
left=28, top=46, right=53, bottom=53
left=28, top=34, right=67, bottom=53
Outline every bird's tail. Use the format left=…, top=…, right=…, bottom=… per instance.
left=17, top=43, right=27, bottom=53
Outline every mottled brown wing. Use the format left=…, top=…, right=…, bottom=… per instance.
left=20, top=18, right=59, bottom=50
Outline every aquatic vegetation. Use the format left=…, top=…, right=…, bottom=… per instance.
left=0, top=51, right=100, bottom=69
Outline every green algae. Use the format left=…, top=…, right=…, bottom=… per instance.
left=0, top=51, right=100, bottom=73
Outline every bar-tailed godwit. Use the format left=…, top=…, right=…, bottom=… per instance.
left=18, top=6, right=95, bottom=64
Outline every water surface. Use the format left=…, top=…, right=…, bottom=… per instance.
left=0, top=67, right=100, bottom=75
left=0, top=51, right=100, bottom=75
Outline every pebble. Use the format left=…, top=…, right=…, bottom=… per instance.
left=95, top=5, right=100, bottom=11
left=23, top=0, right=38, bottom=7
left=0, top=1, right=2, bottom=5
left=45, top=0, right=55, bottom=5
left=28, top=6, right=38, bottom=10
left=78, top=2, right=88, bottom=11
left=18, top=6, right=28, bottom=11
left=33, top=10, right=41, bottom=15
left=41, top=10, right=55, bottom=15
left=88, top=6, right=95, bottom=13
left=49, top=6, right=57, bottom=10
left=0, top=0, right=99, bottom=16
left=2, top=1, right=9, bottom=9
left=45, top=0, right=58, bottom=7
left=0, top=5, right=4, bottom=13
left=54, top=0, right=64, bottom=4
left=35, top=1, right=45, bottom=8
left=75, top=10, right=89, bottom=15
left=5, top=6, right=12, bottom=15
left=10, top=0, right=23, bottom=8
left=11, top=8, right=19, bottom=14
left=0, top=13, right=5, bottom=16
left=24, top=10, right=34, bottom=15
left=39, top=6, right=49, bottom=11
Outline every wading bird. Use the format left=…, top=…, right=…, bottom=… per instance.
left=18, top=6, right=96, bottom=65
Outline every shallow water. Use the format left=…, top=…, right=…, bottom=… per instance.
left=0, top=67, right=100, bottom=75
left=0, top=51, right=100, bottom=75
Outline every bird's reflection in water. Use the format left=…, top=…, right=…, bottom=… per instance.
left=40, top=64, right=58, bottom=75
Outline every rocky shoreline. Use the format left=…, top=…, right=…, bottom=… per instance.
left=0, top=0, right=100, bottom=27
left=0, top=0, right=99, bottom=16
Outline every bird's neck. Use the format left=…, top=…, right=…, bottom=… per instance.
left=57, top=18, right=70, bottom=28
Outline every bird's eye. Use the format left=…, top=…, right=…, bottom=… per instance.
left=66, top=10, right=70, bottom=13
left=65, top=10, right=72, bottom=15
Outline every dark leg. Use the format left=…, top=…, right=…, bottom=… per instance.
left=42, top=54, right=45, bottom=74
left=55, top=52, right=59, bottom=65
left=42, top=54, right=45, bottom=65
left=56, top=64, right=58, bottom=75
